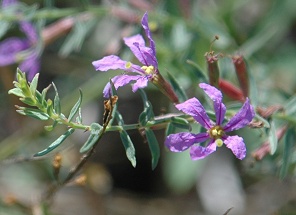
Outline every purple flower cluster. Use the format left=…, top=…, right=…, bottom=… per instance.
left=0, top=0, right=40, bottom=81
left=165, top=83, right=255, bottom=160
left=93, top=12, right=255, bottom=160
left=92, top=12, right=158, bottom=98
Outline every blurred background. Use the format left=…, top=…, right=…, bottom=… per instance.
left=1, top=0, right=296, bottom=214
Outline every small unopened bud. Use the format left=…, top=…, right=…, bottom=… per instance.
left=205, top=52, right=220, bottom=88
left=219, top=79, right=245, bottom=102
left=232, top=55, right=249, bottom=98
left=256, top=105, right=284, bottom=118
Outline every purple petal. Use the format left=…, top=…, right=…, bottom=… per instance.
left=123, top=35, right=158, bottom=68
left=133, top=43, right=158, bottom=68
left=124, top=34, right=145, bottom=48
left=199, top=83, right=226, bottom=125
left=165, top=132, right=209, bottom=152
left=131, top=75, right=149, bottom=92
left=102, top=74, right=142, bottom=97
left=0, top=38, right=29, bottom=66
left=19, top=52, right=40, bottom=81
left=224, top=135, right=246, bottom=160
left=189, top=140, right=216, bottom=160
left=141, top=12, right=156, bottom=56
left=20, top=21, right=38, bottom=43
left=223, top=98, right=255, bottom=132
left=123, top=34, right=146, bottom=64
left=175, top=97, right=213, bottom=129
left=92, top=55, right=130, bottom=72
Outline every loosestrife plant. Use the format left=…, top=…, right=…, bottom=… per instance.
left=10, top=11, right=296, bottom=205
left=8, top=12, right=258, bottom=168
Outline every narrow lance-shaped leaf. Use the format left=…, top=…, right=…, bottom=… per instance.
left=186, top=60, right=208, bottom=82
left=41, top=84, right=52, bottom=107
left=80, top=123, right=103, bottom=153
left=29, top=73, right=39, bottom=97
left=171, top=116, right=191, bottom=130
left=115, top=111, right=137, bottom=167
left=138, top=89, right=154, bottom=126
left=34, top=128, right=75, bottom=157
left=52, top=82, right=61, bottom=115
left=280, top=127, right=295, bottom=179
left=76, top=107, right=82, bottom=124
left=19, top=97, right=36, bottom=106
left=167, top=72, right=188, bottom=103
left=145, top=128, right=160, bottom=170
left=68, top=89, right=83, bottom=122
left=8, top=88, right=25, bottom=98
left=120, top=130, right=137, bottom=167
left=16, top=107, right=50, bottom=120
left=165, top=122, right=176, bottom=136
left=268, top=120, right=278, bottom=155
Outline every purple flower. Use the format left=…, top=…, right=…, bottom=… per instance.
left=165, top=83, right=255, bottom=160
left=0, top=0, right=40, bottom=81
left=92, top=12, right=158, bottom=97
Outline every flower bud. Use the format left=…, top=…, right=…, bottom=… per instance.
left=232, top=55, right=249, bottom=98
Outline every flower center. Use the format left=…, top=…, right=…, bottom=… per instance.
left=209, top=125, right=224, bottom=139
left=141, top=65, right=155, bottom=75
left=208, top=126, right=224, bottom=147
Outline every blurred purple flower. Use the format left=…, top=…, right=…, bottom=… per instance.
left=0, top=0, right=40, bottom=81
left=92, top=12, right=158, bottom=97
left=165, top=83, right=255, bottom=160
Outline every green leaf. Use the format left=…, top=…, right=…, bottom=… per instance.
left=76, top=107, right=82, bottom=124
left=186, top=59, right=208, bottom=82
left=44, top=121, right=58, bottom=131
left=79, top=123, right=103, bottom=153
left=52, top=82, right=61, bottom=115
left=145, top=128, right=160, bottom=170
left=68, top=89, right=83, bottom=122
left=8, top=88, right=25, bottom=97
left=280, top=127, right=295, bottom=179
left=35, top=90, right=44, bottom=105
left=119, top=130, right=137, bottom=167
left=171, top=116, right=191, bottom=130
left=139, top=101, right=154, bottom=126
left=19, top=97, right=36, bottom=106
left=165, top=122, right=176, bottom=136
left=167, top=73, right=188, bottom=103
left=268, top=120, right=278, bottom=155
left=34, top=128, right=75, bottom=156
left=41, top=84, right=52, bottom=107
left=139, top=89, right=154, bottom=126
left=285, top=95, right=296, bottom=116
left=16, top=108, right=50, bottom=120
left=29, top=73, right=39, bottom=96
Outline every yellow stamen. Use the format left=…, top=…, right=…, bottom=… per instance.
left=208, top=125, right=224, bottom=139
left=141, top=65, right=155, bottom=75
left=215, top=139, right=223, bottom=147
left=125, top=62, right=132, bottom=69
